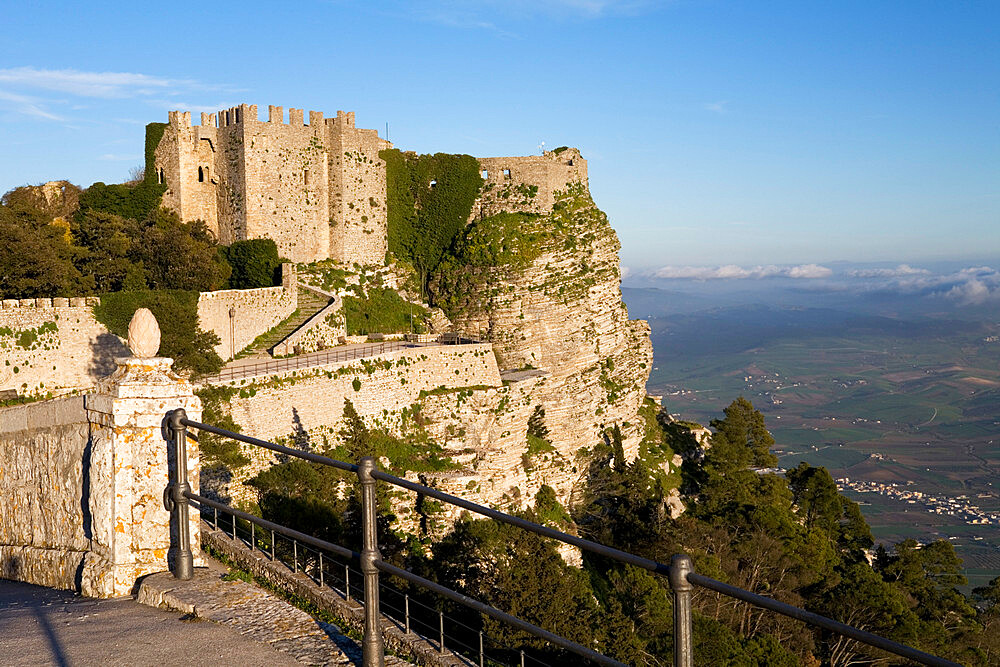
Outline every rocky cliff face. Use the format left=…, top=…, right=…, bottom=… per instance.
left=422, top=184, right=654, bottom=513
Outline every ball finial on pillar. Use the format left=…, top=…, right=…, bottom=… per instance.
left=127, top=308, right=161, bottom=358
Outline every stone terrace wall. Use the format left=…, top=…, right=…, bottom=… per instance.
left=197, top=264, right=298, bottom=361
left=471, top=148, right=588, bottom=221
left=222, top=344, right=499, bottom=442
left=0, top=396, right=90, bottom=591
left=209, top=344, right=500, bottom=503
left=0, top=298, right=127, bottom=396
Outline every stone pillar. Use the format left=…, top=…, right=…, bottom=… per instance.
left=79, top=355, right=202, bottom=597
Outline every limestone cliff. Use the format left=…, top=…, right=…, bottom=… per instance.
left=421, top=184, right=655, bottom=512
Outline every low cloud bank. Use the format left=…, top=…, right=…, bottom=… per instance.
left=640, top=263, right=1000, bottom=305
left=652, top=263, right=832, bottom=280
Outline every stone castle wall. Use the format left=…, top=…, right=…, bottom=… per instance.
left=471, top=148, right=588, bottom=220
left=197, top=263, right=298, bottom=361
left=156, top=106, right=390, bottom=265
left=326, top=111, right=389, bottom=266
left=0, top=297, right=127, bottom=397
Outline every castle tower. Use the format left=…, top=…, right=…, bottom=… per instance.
left=154, top=105, right=391, bottom=265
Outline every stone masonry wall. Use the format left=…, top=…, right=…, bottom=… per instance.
left=156, top=106, right=390, bottom=265
left=0, top=357, right=203, bottom=597
left=0, top=396, right=91, bottom=591
left=197, top=264, right=298, bottom=361
left=471, top=148, right=588, bottom=221
left=0, top=298, right=127, bottom=397
left=206, top=344, right=500, bottom=503
left=326, top=111, right=390, bottom=266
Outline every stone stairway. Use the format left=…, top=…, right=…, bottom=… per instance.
left=242, top=287, right=332, bottom=357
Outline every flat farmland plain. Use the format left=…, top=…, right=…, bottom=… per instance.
left=643, top=304, right=1000, bottom=584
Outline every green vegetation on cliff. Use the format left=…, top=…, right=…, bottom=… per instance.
left=342, top=286, right=428, bottom=335
left=380, top=149, right=482, bottom=286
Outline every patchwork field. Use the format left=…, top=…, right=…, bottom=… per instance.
left=639, top=303, right=1000, bottom=583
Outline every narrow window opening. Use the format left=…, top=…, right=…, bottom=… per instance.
left=503, top=168, right=511, bottom=179
left=198, top=166, right=205, bottom=182
left=481, top=169, right=488, bottom=179
left=157, top=168, right=164, bottom=184
left=567, top=159, right=574, bottom=166
left=304, top=169, right=310, bottom=185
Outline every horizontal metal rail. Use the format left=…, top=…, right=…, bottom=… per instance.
left=184, top=491, right=621, bottom=666
left=186, top=490, right=358, bottom=561
left=373, top=469, right=670, bottom=575
left=173, top=416, right=960, bottom=667
left=687, top=573, right=958, bottom=667
left=180, top=418, right=357, bottom=473
left=375, top=560, right=626, bottom=667
left=203, top=341, right=412, bottom=383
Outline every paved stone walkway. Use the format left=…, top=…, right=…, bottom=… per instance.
left=138, top=561, right=411, bottom=666
left=0, top=578, right=300, bottom=666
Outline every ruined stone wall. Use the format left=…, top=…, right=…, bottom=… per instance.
left=0, top=396, right=91, bottom=591
left=471, top=148, right=588, bottom=220
left=327, top=111, right=390, bottom=266
left=197, top=264, right=298, bottom=361
left=0, top=298, right=127, bottom=397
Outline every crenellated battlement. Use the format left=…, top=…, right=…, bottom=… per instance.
left=1, top=296, right=100, bottom=310
left=155, top=102, right=586, bottom=267
left=155, top=104, right=390, bottom=265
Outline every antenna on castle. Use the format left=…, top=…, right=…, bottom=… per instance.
left=386, top=122, right=389, bottom=141
left=538, top=141, right=546, bottom=155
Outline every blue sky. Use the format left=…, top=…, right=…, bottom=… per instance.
left=0, top=0, right=996, bottom=273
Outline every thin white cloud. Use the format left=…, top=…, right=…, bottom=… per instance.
left=621, top=266, right=632, bottom=280
left=704, top=101, right=729, bottom=114
left=652, top=264, right=832, bottom=280
left=0, top=67, right=239, bottom=122
left=0, top=67, right=179, bottom=98
left=0, top=89, right=64, bottom=120
left=848, top=264, right=930, bottom=278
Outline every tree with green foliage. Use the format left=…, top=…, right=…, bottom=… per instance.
left=71, top=210, right=146, bottom=293
left=135, top=208, right=230, bottom=291
left=0, top=200, right=92, bottom=298
left=93, top=290, right=223, bottom=376
left=222, top=238, right=282, bottom=289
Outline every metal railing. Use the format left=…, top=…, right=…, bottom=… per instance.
left=202, top=341, right=412, bottom=383
left=164, top=410, right=960, bottom=667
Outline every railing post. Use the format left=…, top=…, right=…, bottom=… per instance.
left=670, top=554, right=695, bottom=667
left=165, top=408, right=194, bottom=580
left=358, top=456, right=384, bottom=667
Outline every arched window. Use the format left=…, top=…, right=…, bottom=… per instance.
left=198, top=166, right=205, bottom=182
left=481, top=169, right=489, bottom=179
left=157, top=168, right=165, bottom=184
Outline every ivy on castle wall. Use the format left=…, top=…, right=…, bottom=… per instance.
left=380, top=149, right=482, bottom=284
left=76, top=123, right=168, bottom=222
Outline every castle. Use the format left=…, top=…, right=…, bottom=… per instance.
left=154, top=104, right=588, bottom=263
